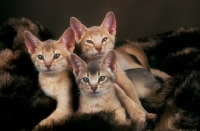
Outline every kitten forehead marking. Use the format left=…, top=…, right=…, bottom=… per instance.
left=42, top=40, right=56, bottom=51
left=87, top=61, right=100, bottom=75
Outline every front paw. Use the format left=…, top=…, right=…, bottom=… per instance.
left=132, top=112, right=157, bottom=131
left=130, top=109, right=146, bottom=131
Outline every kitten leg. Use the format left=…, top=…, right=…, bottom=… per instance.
left=115, top=64, right=156, bottom=120
left=113, top=106, right=132, bottom=126
left=114, top=83, right=146, bottom=131
left=115, top=64, right=141, bottom=106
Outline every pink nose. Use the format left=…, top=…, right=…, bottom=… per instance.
left=45, top=62, right=52, bottom=69
left=91, top=85, right=98, bottom=92
left=95, top=46, right=102, bottom=53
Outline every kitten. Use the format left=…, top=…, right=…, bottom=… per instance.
left=24, top=28, right=75, bottom=127
left=70, top=11, right=157, bottom=122
left=70, top=50, right=131, bottom=126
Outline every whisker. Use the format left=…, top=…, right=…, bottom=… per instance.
left=80, top=53, right=90, bottom=59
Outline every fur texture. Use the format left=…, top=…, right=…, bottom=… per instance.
left=116, top=27, right=200, bottom=76
left=141, top=70, right=200, bottom=131
left=125, top=68, right=161, bottom=98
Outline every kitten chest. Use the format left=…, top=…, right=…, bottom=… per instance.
left=79, top=93, right=121, bottom=113
left=39, top=73, right=71, bottom=99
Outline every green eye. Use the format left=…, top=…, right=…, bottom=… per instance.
left=98, top=76, right=106, bottom=82
left=86, top=40, right=94, bottom=44
left=82, top=77, right=89, bottom=83
left=53, top=53, right=60, bottom=59
left=102, top=37, right=107, bottom=42
left=38, top=55, right=44, bottom=60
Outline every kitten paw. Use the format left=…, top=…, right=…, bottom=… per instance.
left=33, top=118, right=54, bottom=130
left=113, top=107, right=132, bottom=126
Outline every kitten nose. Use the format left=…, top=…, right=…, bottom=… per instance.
left=91, top=85, right=98, bottom=92
left=95, top=46, right=102, bottom=53
left=45, top=62, right=52, bottom=69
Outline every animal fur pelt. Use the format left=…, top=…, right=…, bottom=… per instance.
left=32, top=112, right=132, bottom=131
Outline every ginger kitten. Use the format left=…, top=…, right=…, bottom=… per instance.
left=70, top=50, right=131, bottom=126
left=70, top=11, right=157, bottom=123
left=24, top=28, right=75, bottom=127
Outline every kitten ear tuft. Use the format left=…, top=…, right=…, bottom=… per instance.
left=70, top=17, right=87, bottom=41
left=101, top=50, right=117, bottom=72
left=59, top=28, right=75, bottom=52
left=100, top=12, right=116, bottom=36
left=70, top=53, right=86, bottom=76
left=24, top=30, right=39, bottom=54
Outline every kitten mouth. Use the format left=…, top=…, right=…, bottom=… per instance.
left=90, top=92, right=101, bottom=96
left=45, top=70, right=54, bottom=73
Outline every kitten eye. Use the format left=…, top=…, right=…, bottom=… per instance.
left=86, top=40, right=94, bottom=44
left=102, top=37, right=107, bottom=42
left=38, top=55, right=44, bottom=60
left=82, top=77, right=89, bottom=83
left=53, top=53, right=60, bottom=59
left=98, top=76, right=106, bottom=82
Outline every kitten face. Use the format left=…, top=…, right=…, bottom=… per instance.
left=79, top=27, right=115, bottom=60
left=31, top=40, right=71, bottom=74
left=70, top=50, right=117, bottom=97
left=24, top=28, right=75, bottom=74
left=77, top=62, right=115, bottom=97
left=70, top=12, right=116, bottom=61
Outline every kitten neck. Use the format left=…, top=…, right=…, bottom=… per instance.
left=39, top=69, right=69, bottom=78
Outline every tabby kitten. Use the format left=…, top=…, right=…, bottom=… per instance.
left=70, top=50, right=131, bottom=126
left=70, top=11, right=157, bottom=121
left=24, top=28, right=75, bottom=127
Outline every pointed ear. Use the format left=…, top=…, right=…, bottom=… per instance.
left=24, top=31, right=40, bottom=54
left=58, top=28, right=75, bottom=52
left=70, top=17, right=87, bottom=42
left=101, top=50, right=117, bottom=73
left=70, top=53, right=87, bottom=76
left=100, top=12, right=116, bottom=36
